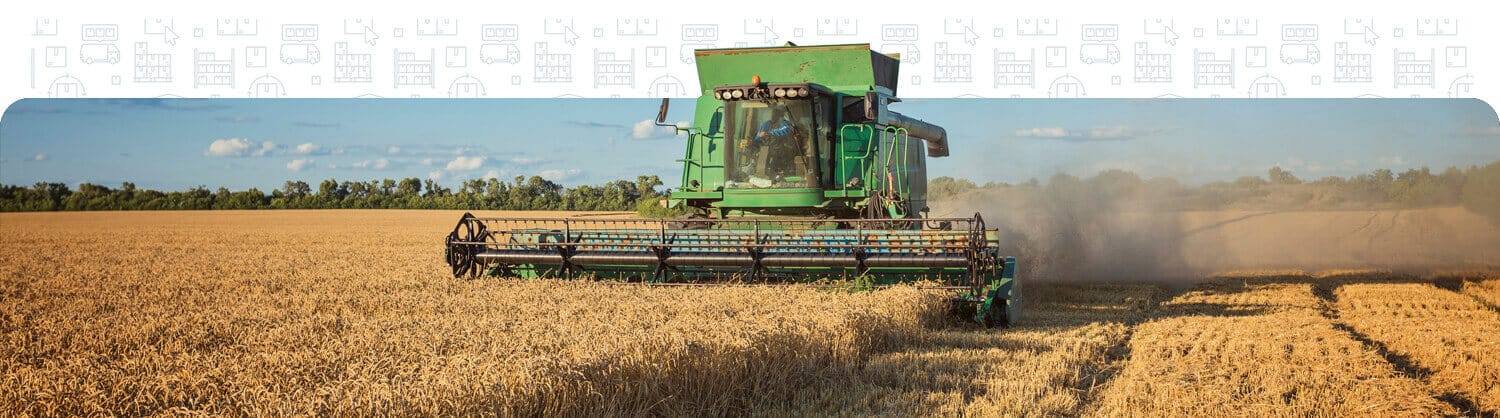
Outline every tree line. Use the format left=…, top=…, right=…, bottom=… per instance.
left=0, top=175, right=682, bottom=216
left=5, top=161, right=1498, bottom=222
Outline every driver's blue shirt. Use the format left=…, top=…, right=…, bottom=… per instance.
left=757, top=119, right=792, bottom=141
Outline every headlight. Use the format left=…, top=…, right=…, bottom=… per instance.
left=731, top=89, right=743, bottom=99
left=774, top=88, right=786, bottom=98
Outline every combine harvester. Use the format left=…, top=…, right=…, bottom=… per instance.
left=446, top=43, right=1020, bottom=327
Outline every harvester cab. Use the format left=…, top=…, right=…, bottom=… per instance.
left=447, top=43, right=1020, bottom=327
left=661, top=43, right=949, bottom=221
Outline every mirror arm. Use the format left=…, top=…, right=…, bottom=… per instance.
left=654, top=98, right=675, bottom=127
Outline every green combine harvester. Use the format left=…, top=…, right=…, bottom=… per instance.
left=446, top=43, right=1020, bottom=327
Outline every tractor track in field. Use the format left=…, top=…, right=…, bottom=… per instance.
left=1183, top=211, right=1279, bottom=237
left=1336, top=211, right=1383, bottom=248
left=1311, top=281, right=1485, bottom=416
left=1435, top=276, right=1500, bottom=315
left=1365, top=210, right=1404, bottom=250
left=1075, top=325, right=1138, bottom=415
left=1074, top=288, right=1168, bottom=416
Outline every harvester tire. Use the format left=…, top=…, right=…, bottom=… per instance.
left=985, top=300, right=1006, bottom=328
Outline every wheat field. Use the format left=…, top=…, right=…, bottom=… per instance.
left=2, top=210, right=1498, bottom=416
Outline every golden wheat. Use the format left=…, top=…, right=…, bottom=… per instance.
left=4, top=211, right=1499, bottom=417
left=0, top=211, right=948, bottom=416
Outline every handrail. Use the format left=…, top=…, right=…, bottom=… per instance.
left=880, top=126, right=912, bottom=217
left=837, top=124, right=874, bottom=191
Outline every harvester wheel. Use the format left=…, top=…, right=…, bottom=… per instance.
left=985, top=300, right=1008, bottom=328
left=446, top=214, right=484, bottom=279
left=447, top=242, right=472, bottom=278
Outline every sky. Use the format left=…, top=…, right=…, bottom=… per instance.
left=1, top=98, right=1498, bottom=191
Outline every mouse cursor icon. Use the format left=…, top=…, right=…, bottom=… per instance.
left=763, top=26, right=780, bottom=44
left=363, top=25, right=379, bottom=46
left=1163, top=26, right=1179, bottom=46
left=163, top=26, right=179, bottom=46
left=1363, top=25, right=1379, bottom=46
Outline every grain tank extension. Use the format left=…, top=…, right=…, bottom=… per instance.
left=446, top=43, right=1020, bottom=327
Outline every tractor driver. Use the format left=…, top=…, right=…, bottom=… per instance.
left=756, top=106, right=794, bottom=142
left=744, top=105, right=802, bottom=180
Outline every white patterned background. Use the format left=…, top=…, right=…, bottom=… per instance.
left=1, top=2, right=1492, bottom=105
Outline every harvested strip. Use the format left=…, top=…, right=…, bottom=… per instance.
left=763, top=284, right=1159, bottom=417
left=1336, top=283, right=1500, bottom=414
left=1089, top=279, right=1451, bottom=416
left=1462, top=278, right=1500, bottom=309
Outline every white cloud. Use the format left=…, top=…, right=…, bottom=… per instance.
left=254, top=141, right=278, bottom=157
left=215, top=115, right=259, bottom=123
left=1015, top=127, right=1069, bottom=138
left=1378, top=156, right=1406, bottom=166
left=1014, top=125, right=1164, bottom=141
left=286, top=158, right=315, bottom=171
left=427, top=170, right=444, bottom=180
left=30, top=154, right=48, bottom=161
left=632, top=119, right=688, bottom=140
left=1465, top=126, right=1500, bottom=136
left=204, top=138, right=253, bottom=157
left=446, top=156, right=485, bottom=171
left=294, top=142, right=321, bottom=154
left=421, top=158, right=437, bottom=166
left=351, top=158, right=390, bottom=170
left=538, top=168, right=582, bottom=181
left=206, top=138, right=281, bottom=157
left=483, top=169, right=504, bottom=179
left=1083, top=126, right=1139, bottom=139
left=510, top=156, right=540, bottom=165
left=387, top=146, right=401, bottom=155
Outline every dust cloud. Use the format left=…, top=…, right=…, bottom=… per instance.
left=930, top=174, right=1500, bottom=283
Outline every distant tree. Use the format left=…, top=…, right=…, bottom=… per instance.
left=1233, top=176, right=1268, bottom=188
left=282, top=180, right=312, bottom=198
left=928, top=176, right=978, bottom=200
left=1461, top=161, right=1500, bottom=224
left=397, top=178, right=423, bottom=197
left=1388, top=167, right=1458, bottom=207
left=381, top=179, right=396, bottom=196
left=1268, top=166, right=1302, bottom=185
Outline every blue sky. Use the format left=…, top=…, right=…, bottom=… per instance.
left=2, top=98, right=1497, bottom=191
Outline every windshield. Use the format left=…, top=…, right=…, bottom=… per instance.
left=723, top=98, right=817, bottom=189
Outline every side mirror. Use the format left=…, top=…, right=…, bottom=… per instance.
left=863, top=91, right=879, bottom=121
left=707, top=111, right=722, bottom=136
left=655, top=98, right=670, bottom=125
